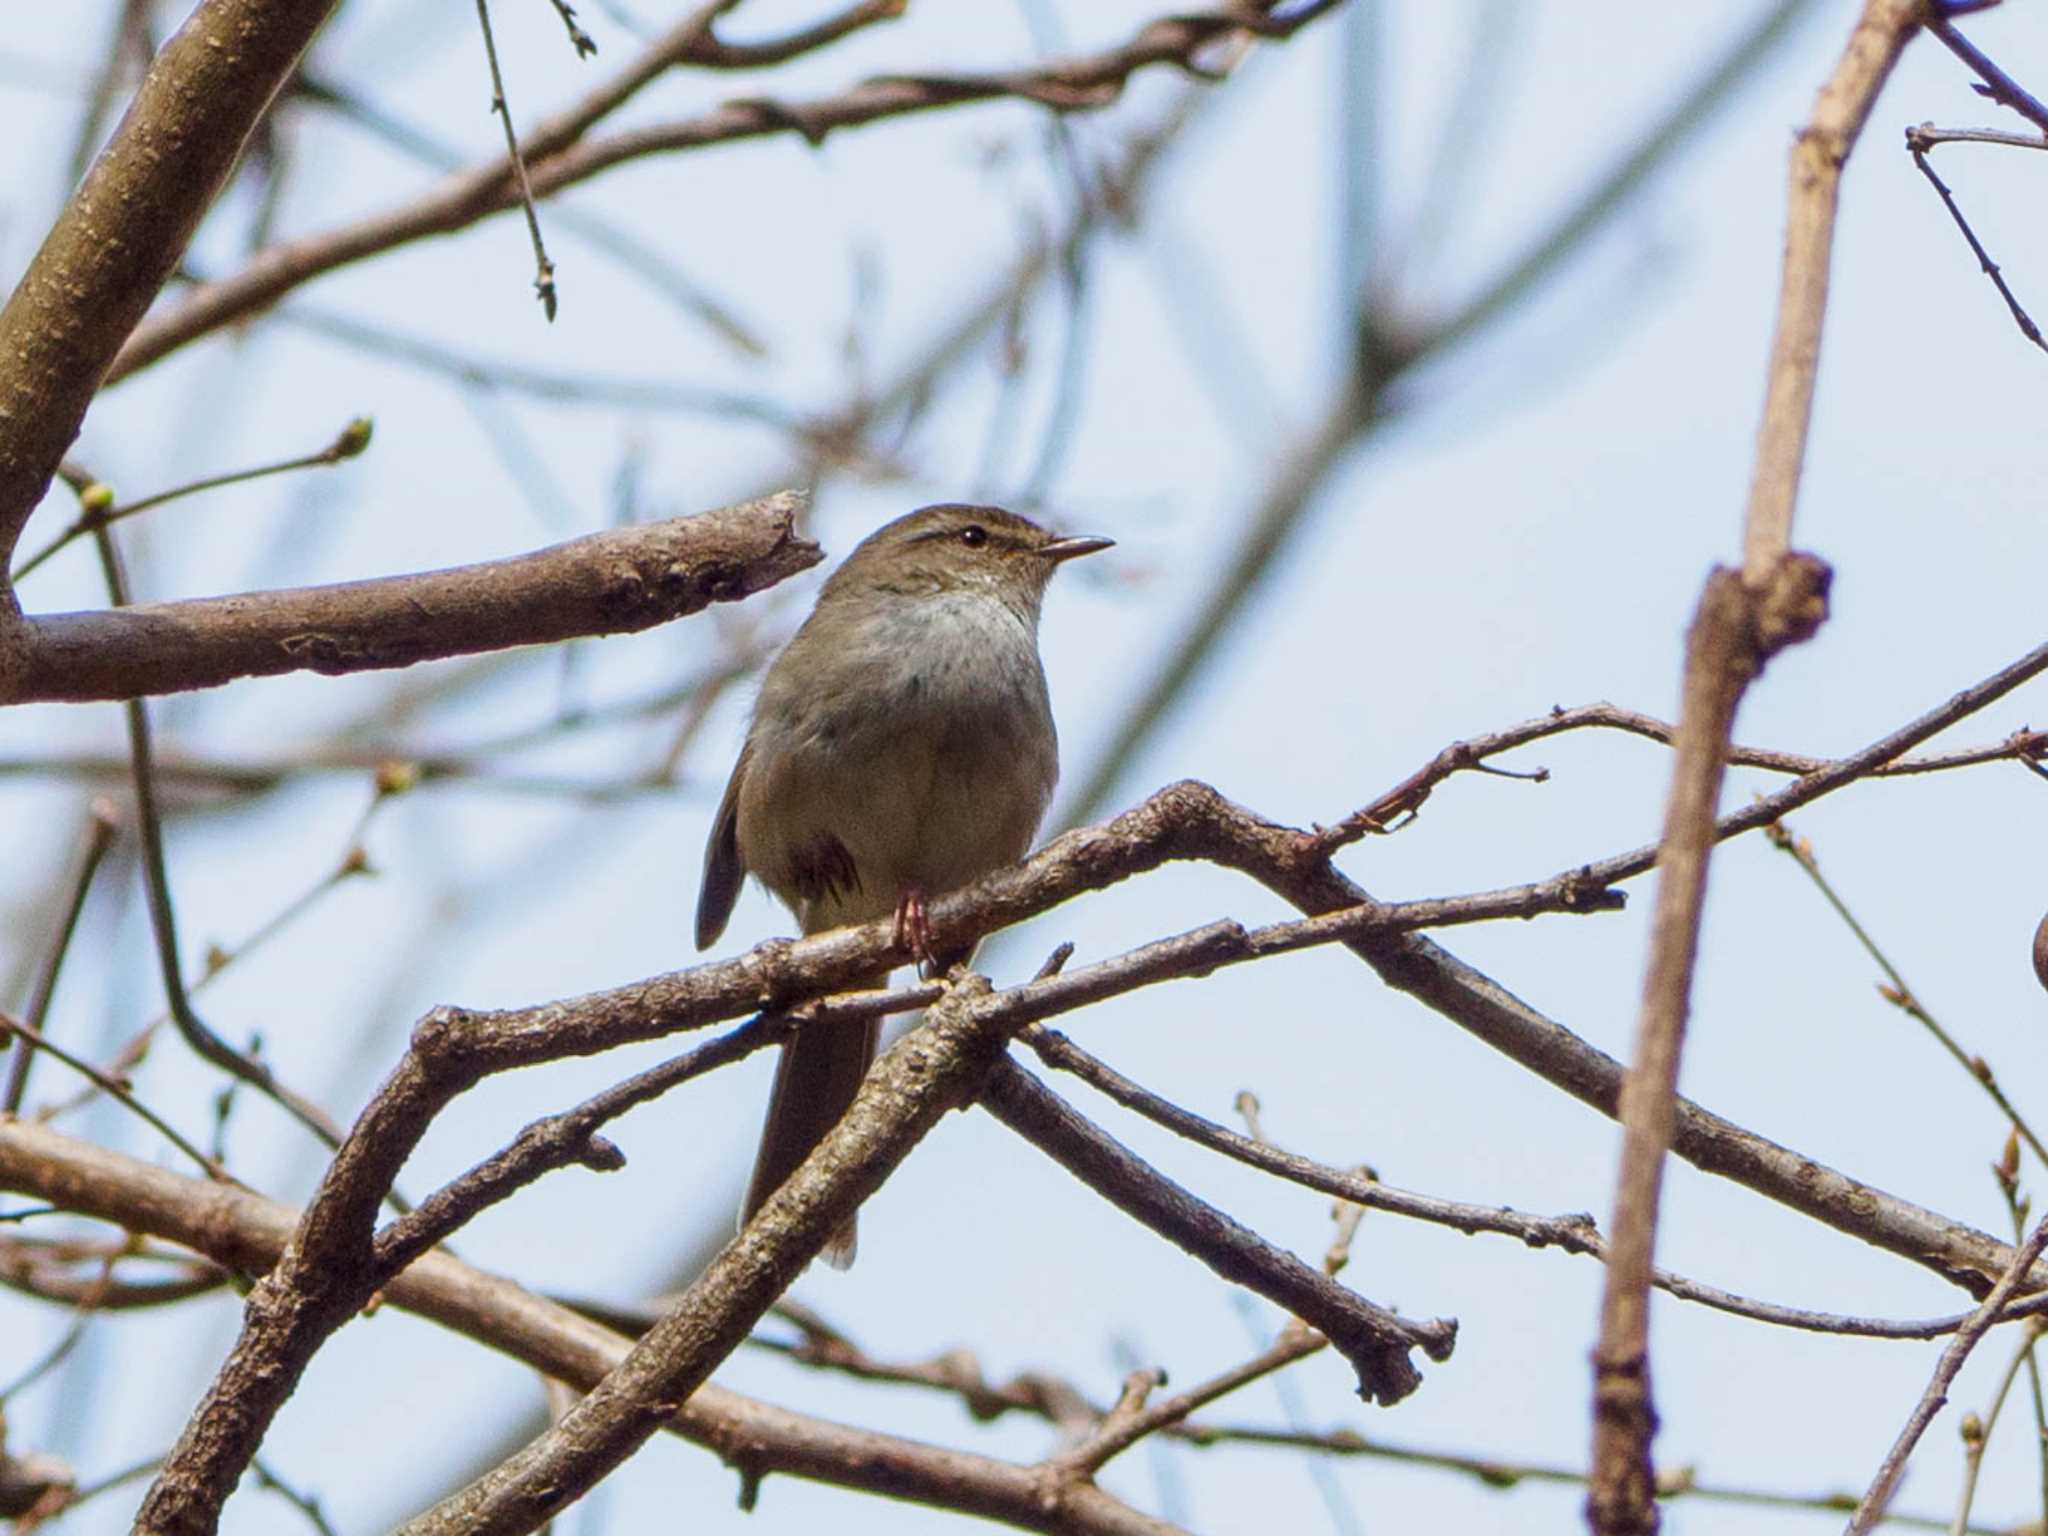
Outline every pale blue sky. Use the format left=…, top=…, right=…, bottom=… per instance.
left=5, top=2, right=2048, bottom=1532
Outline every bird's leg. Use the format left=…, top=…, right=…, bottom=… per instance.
left=893, top=884, right=937, bottom=975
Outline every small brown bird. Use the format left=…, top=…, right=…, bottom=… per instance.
left=695, top=503, right=1111, bottom=1266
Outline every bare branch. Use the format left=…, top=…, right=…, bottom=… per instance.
left=2, top=802, right=118, bottom=1113
left=1050, top=1331, right=1327, bottom=1478
left=106, top=0, right=1337, bottom=385
left=0, top=1012, right=225, bottom=1182
left=0, top=1119, right=1180, bottom=1536
left=1739, top=0, right=1920, bottom=576
left=2, top=491, right=818, bottom=704
left=367, top=1017, right=787, bottom=1283
left=1904, top=124, right=2047, bottom=354
left=385, top=974, right=1224, bottom=1535
left=1847, top=1218, right=2048, bottom=1535
left=980, top=1060, right=1453, bottom=1405
left=1020, top=1025, right=2048, bottom=1342
left=472, top=0, right=559, bottom=319
left=1591, top=5, right=1922, bottom=1529
left=1926, top=13, right=2048, bottom=135
left=1311, top=702, right=2048, bottom=857
left=0, top=0, right=341, bottom=566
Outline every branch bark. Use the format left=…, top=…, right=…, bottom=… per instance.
left=1, top=492, right=817, bottom=704
left=0, top=1119, right=1178, bottom=1536
left=980, top=1059, right=1453, bottom=1404
left=1587, top=4, right=1923, bottom=1530
left=0, top=0, right=341, bottom=571
left=105, top=0, right=1342, bottom=387
left=391, top=972, right=1256, bottom=1536
left=17, top=635, right=2038, bottom=1530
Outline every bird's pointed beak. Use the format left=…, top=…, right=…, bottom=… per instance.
left=1039, top=533, right=1114, bottom=564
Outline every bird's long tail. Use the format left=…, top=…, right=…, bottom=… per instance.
left=742, top=1003, right=883, bottom=1269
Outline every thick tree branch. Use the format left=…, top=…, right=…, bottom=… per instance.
left=47, top=614, right=2048, bottom=1531
left=392, top=972, right=1246, bottom=1536
left=1589, top=4, right=1923, bottom=1530
left=0, top=492, right=817, bottom=704
left=0, top=0, right=341, bottom=571
left=980, top=1059, right=1454, bottom=1405
left=0, top=1120, right=1178, bottom=1536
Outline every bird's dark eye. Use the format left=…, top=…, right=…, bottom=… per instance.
left=959, top=524, right=988, bottom=548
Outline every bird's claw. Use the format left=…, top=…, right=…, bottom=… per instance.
left=894, top=887, right=937, bottom=975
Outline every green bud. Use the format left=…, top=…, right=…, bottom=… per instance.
left=332, top=417, right=374, bottom=460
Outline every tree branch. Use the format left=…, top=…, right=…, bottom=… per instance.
left=1, top=491, right=817, bottom=704
left=106, top=0, right=1343, bottom=386
left=0, top=0, right=341, bottom=569
left=1847, top=1217, right=2048, bottom=1535
left=0, top=1119, right=1179, bottom=1536
left=33, top=610, right=2048, bottom=1530
left=1018, top=1023, right=2048, bottom=1342
left=390, top=972, right=1241, bottom=1536
left=979, top=1059, right=1453, bottom=1405
left=1589, top=4, right=1922, bottom=1529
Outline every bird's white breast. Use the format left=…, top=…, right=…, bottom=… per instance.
left=736, top=587, right=1060, bottom=932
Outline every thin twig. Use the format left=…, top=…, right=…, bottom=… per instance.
left=90, top=524, right=353, bottom=1150
left=11, top=418, right=371, bottom=582
left=106, top=0, right=1327, bottom=385
left=2, top=801, right=118, bottom=1114
left=544, top=0, right=597, bottom=58
left=250, top=1459, right=341, bottom=1536
left=1056, top=1332, right=1327, bottom=1478
left=474, top=0, right=559, bottom=317
left=368, top=1016, right=784, bottom=1284
left=0, top=1013, right=224, bottom=1180
left=1905, top=129, right=2046, bottom=353
left=289, top=72, right=764, bottom=353
left=1021, top=1024, right=2048, bottom=1342
left=1926, top=15, right=2048, bottom=135
left=1848, top=1217, right=2048, bottom=1535
left=1948, top=1320, right=2037, bottom=1536
left=1311, top=703, right=2048, bottom=857
left=1994, top=1161, right=2048, bottom=1528
left=1768, top=820, right=2048, bottom=1172
left=41, top=831, right=379, bottom=1130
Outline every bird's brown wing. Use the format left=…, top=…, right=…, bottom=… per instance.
left=694, top=743, right=751, bottom=950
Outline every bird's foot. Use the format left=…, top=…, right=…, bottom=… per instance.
left=894, top=886, right=937, bottom=975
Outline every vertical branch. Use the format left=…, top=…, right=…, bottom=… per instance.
left=0, top=0, right=342, bottom=570
left=1584, top=3, right=1923, bottom=1531
left=2, top=803, right=118, bottom=1114
left=1740, top=0, right=1921, bottom=581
